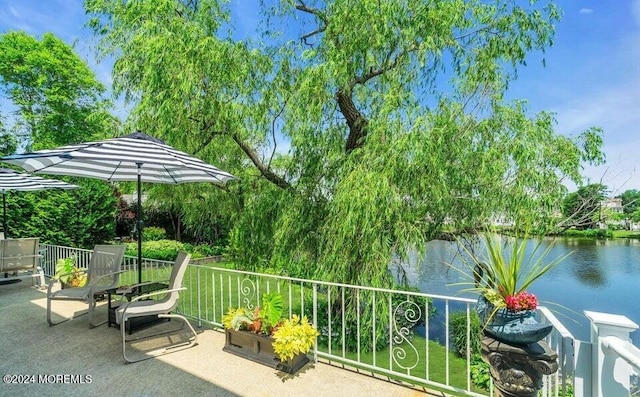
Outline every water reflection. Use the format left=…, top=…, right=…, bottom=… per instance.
left=571, top=262, right=607, bottom=287
left=410, top=237, right=640, bottom=345
left=562, top=241, right=608, bottom=288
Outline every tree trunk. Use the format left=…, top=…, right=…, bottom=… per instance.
left=337, top=89, right=368, bottom=153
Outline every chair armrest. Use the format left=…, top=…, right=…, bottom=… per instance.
left=125, top=280, right=170, bottom=289
left=128, top=287, right=186, bottom=303
left=112, top=280, right=169, bottom=295
left=119, top=287, right=187, bottom=320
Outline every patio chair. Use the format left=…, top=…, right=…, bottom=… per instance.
left=116, top=251, right=198, bottom=363
left=0, top=237, right=44, bottom=287
left=47, top=244, right=126, bottom=327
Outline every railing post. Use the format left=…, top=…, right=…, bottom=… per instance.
left=585, top=310, right=639, bottom=397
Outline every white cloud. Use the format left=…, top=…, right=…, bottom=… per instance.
left=579, top=8, right=594, bottom=15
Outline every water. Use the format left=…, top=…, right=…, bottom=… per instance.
left=405, top=238, right=640, bottom=346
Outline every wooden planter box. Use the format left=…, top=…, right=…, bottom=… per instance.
left=222, top=329, right=309, bottom=374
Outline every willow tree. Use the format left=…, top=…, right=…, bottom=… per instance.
left=85, top=0, right=603, bottom=288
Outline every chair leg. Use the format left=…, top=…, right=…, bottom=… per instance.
left=46, top=298, right=89, bottom=326
left=35, top=267, right=46, bottom=289
left=122, top=314, right=198, bottom=364
left=87, top=297, right=108, bottom=328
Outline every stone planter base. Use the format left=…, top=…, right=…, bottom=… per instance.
left=223, top=329, right=309, bottom=374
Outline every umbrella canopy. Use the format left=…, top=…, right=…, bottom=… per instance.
left=0, top=168, right=79, bottom=237
left=2, top=132, right=235, bottom=283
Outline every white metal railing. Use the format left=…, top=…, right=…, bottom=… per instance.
left=602, top=337, right=640, bottom=371
left=180, top=263, right=488, bottom=396
left=39, top=244, right=640, bottom=396
left=585, top=311, right=640, bottom=397
left=40, top=243, right=174, bottom=285
left=539, top=306, right=582, bottom=397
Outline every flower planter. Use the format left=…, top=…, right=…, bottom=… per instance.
left=222, top=329, right=310, bottom=374
left=476, top=296, right=553, bottom=346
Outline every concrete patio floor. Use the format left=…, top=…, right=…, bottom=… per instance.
left=0, top=280, right=447, bottom=397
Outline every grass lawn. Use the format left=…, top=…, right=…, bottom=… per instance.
left=612, top=230, right=640, bottom=239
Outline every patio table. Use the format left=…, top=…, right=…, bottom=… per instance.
left=105, top=282, right=168, bottom=334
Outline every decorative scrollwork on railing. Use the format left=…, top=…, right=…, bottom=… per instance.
left=240, top=278, right=257, bottom=309
left=391, top=300, right=421, bottom=370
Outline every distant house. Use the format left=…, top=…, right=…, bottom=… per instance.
left=600, top=197, right=624, bottom=214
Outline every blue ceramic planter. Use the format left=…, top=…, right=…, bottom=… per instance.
left=476, top=296, right=553, bottom=345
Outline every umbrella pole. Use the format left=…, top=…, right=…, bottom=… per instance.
left=2, top=192, right=7, bottom=237
left=137, top=163, right=143, bottom=285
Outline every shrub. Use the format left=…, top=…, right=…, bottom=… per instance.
left=449, top=311, right=482, bottom=357
left=142, top=226, right=167, bottom=241
left=192, top=244, right=225, bottom=257
left=309, top=288, right=434, bottom=353
left=125, top=239, right=226, bottom=261
left=470, top=354, right=491, bottom=391
left=561, top=228, right=612, bottom=238
left=125, top=239, right=188, bottom=261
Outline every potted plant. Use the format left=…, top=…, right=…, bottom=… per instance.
left=454, top=232, right=570, bottom=345
left=222, top=291, right=319, bottom=373
left=52, top=257, right=87, bottom=289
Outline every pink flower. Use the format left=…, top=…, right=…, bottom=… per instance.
left=505, top=291, right=538, bottom=311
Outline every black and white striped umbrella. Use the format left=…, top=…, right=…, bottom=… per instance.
left=2, top=131, right=235, bottom=283
left=0, top=168, right=79, bottom=237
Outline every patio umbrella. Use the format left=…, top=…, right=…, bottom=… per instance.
left=1, top=131, right=235, bottom=284
left=0, top=168, right=79, bottom=237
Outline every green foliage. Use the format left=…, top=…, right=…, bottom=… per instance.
left=0, top=31, right=118, bottom=248
left=561, top=184, right=608, bottom=230
left=620, top=189, right=640, bottom=215
left=52, top=257, right=87, bottom=287
left=470, top=354, right=491, bottom=391
left=452, top=233, right=570, bottom=312
left=142, top=226, right=167, bottom=241
left=449, top=311, right=482, bottom=357
left=222, top=292, right=319, bottom=360
left=260, top=292, right=284, bottom=333
left=222, top=292, right=284, bottom=335
left=612, top=230, right=640, bottom=239
left=309, top=288, right=433, bottom=353
left=561, top=228, right=612, bottom=239
left=125, top=239, right=222, bottom=261
left=0, top=114, right=17, bottom=155
left=125, top=239, right=189, bottom=261
left=0, top=31, right=117, bottom=150
left=222, top=307, right=255, bottom=331
left=272, top=314, right=320, bottom=362
left=6, top=178, right=116, bottom=248
left=86, top=0, right=603, bottom=293
left=190, top=244, right=224, bottom=257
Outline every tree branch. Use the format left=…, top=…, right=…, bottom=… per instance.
left=295, top=2, right=328, bottom=25
left=190, top=116, right=291, bottom=190
left=295, top=2, right=327, bottom=46
left=232, top=133, right=291, bottom=190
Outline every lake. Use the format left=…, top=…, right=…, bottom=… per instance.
left=403, top=237, right=640, bottom=346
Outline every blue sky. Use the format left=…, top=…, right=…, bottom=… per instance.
left=1, top=1, right=639, bottom=194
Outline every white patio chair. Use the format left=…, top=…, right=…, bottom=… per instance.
left=47, top=244, right=126, bottom=327
left=116, top=251, right=198, bottom=363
